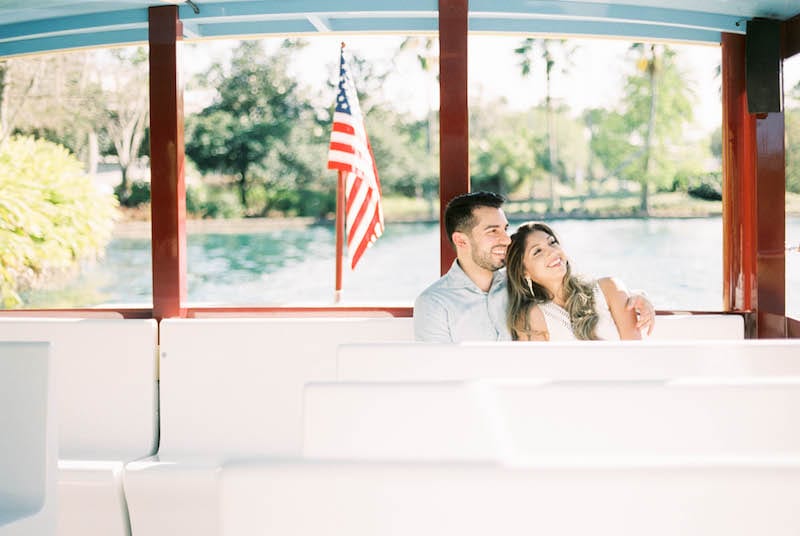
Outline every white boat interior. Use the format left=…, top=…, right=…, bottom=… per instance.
left=2, top=0, right=800, bottom=534
left=2, top=316, right=800, bottom=535
left=0, top=341, right=56, bottom=536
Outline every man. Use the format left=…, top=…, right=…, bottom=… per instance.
left=413, top=191, right=655, bottom=342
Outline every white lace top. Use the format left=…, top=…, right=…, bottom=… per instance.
left=538, top=283, right=620, bottom=340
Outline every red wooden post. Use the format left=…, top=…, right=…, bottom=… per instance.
left=438, top=0, right=469, bottom=274
left=721, top=32, right=787, bottom=338
left=721, top=33, right=756, bottom=314
left=754, top=111, right=786, bottom=338
left=148, top=6, right=187, bottom=320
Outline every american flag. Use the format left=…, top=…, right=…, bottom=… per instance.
left=327, top=46, right=384, bottom=270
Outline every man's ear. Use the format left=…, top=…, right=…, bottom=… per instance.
left=452, top=231, right=469, bottom=250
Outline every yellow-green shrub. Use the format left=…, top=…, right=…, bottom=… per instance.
left=0, top=136, right=119, bottom=307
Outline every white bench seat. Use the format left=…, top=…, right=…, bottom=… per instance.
left=221, top=461, right=800, bottom=536
left=0, top=318, right=158, bottom=536
left=337, top=340, right=800, bottom=382
left=226, top=377, right=800, bottom=536
left=647, top=313, right=744, bottom=339
left=304, top=379, right=800, bottom=461
left=0, top=342, right=56, bottom=536
left=125, top=317, right=413, bottom=536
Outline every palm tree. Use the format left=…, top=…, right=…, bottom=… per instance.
left=632, top=43, right=658, bottom=213
left=397, top=37, right=439, bottom=155
left=514, top=38, right=575, bottom=211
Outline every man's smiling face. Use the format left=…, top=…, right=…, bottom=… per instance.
left=464, top=206, right=511, bottom=272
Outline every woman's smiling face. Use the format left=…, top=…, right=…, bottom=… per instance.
left=523, top=229, right=568, bottom=285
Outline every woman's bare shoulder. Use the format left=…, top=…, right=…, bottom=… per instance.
left=526, top=304, right=550, bottom=341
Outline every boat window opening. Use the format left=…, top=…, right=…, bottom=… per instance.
left=2, top=45, right=154, bottom=311
left=468, top=36, right=725, bottom=311
left=182, top=35, right=440, bottom=308
left=0, top=30, right=796, bottom=319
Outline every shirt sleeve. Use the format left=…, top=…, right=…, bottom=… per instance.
left=413, top=292, right=452, bottom=342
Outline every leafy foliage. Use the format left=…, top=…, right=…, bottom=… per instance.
left=1, top=52, right=104, bottom=156
left=185, top=40, right=307, bottom=212
left=471, top=129, right=537, bottom=195
left=470, top=98, right=587, bottom=201
left=0, top=136, right=118, bottom=307
left=514, top=38, right=577, bottom=210
left=589, top=44, right=697, bottom=212
left=186, top=183, right=245, bottom=219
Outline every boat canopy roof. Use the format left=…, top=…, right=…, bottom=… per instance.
left=1, top=0, right=799, bottom=58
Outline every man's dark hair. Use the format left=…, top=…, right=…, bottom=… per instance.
left=444, top=191, right=506, bottom=247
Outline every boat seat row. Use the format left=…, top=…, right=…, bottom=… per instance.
left=305, top=379, right=800, bottom=461
left=0, top=319, right=158, bottom=536
left=0, top=312, right=756, bottom=536
left=0, top=342, right=56, bottom=536
left=222, top=461, right=800, bottom=536
left=234, top=379, right=800, bottom=536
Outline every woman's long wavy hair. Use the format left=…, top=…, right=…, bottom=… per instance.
left=506, top=222, right=599, bottom=340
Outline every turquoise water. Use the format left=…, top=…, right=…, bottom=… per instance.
left=21, top=217, right=800, bottom=315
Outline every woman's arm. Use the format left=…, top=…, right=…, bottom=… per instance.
left=598, top=277, right=642, bottom=340
left=516, top=305, right=550, bottom=341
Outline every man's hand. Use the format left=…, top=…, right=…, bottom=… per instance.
left=625, top=293, right=655, bottom=335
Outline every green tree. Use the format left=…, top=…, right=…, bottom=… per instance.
left=102, top=47, right=150, bottom=206
left=514, top=38, right=576, bottom=210
left=0, top=52, right=104, bottom=168
left=471, top=131, right=538, bottom=196
left=339, top=46, right=437, bottom=211
left=627, top=44, right=694, bottom=212
left=590, top=44, right=694, bottom=213
left=185, top=40, right=306, bottom=212
left=367, top=108, right=438, bottom=210
left=0, top=136, right=118, bottom=307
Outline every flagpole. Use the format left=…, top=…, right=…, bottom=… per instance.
left=334, top=170, right=345, bottom=303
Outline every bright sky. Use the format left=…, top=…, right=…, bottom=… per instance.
left=184, top=34, right=800, bottom=136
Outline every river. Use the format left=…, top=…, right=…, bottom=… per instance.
left=20, top=216, right=800, bottom=316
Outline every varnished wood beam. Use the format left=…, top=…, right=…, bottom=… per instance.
left=438, top=0, right=469, bottom=274
left=148, top=5, right=187, bottom=320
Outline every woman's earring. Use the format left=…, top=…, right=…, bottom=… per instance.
left=525, top=276, right=534, bottom=295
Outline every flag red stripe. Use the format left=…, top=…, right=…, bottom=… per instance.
left=329, top=141, right=354, bottom=154
left=345, top=175, right=364, bottom=213
left=347, top=187, right=370, bottom=244
left=332, top=122, right=355, bottom=135
left=327, top=49, right=384, bottom=270
left=350, top=208, right=383, bottom=269
left=327, top=160, right=352, bottom=172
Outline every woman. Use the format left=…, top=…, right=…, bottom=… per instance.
left=506, top=222, right=642, bottom=341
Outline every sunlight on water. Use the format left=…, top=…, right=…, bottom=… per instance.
left=19, top=217, right=800, bottom=315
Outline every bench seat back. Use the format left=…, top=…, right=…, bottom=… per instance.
left=0, top=318, right=157, bottom=460
left=158, top=318, right=413, bottom=458
left=337, top=340, right=800, bottom=382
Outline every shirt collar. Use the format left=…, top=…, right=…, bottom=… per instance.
left=444, top=260, right=506, bottom=293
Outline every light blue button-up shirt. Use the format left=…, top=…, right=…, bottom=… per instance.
left=413, top=261, right=511, bottom=342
